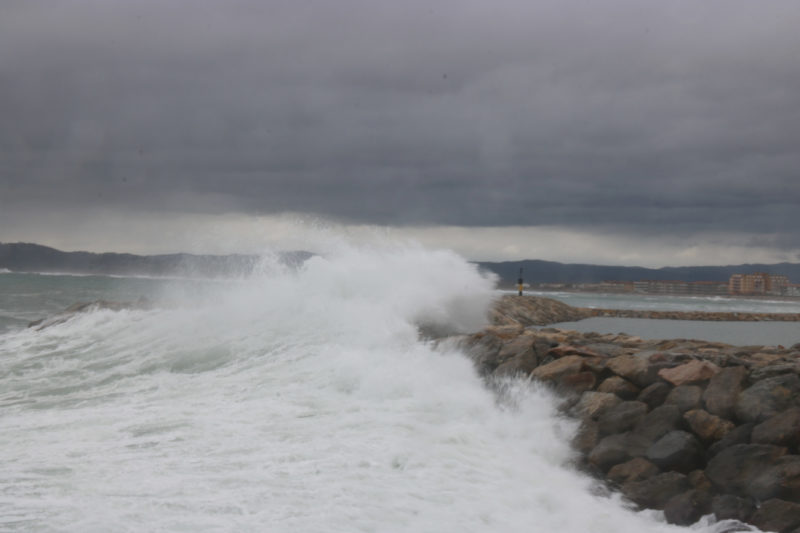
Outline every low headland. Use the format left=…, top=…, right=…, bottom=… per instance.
left=448, top=295, right=800, bottom=531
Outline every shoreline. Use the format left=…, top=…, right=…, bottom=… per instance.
left=450, top=295, right=800, bottom=530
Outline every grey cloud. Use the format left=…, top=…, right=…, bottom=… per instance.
left=2, top=0, right=799, bottom=244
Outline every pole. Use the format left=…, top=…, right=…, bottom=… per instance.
left=517, top=267, right=524, bottom=296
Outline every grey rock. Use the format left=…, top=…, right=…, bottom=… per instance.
left=597, top=401, right=649, bottom=435
left=646, top=430, right=705, bottom=473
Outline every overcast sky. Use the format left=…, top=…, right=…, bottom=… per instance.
left=2, top=0, right=799, bottom=266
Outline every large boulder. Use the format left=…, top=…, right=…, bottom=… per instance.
left=683, top=409, right=735, bottom=443
left=706, top=444, right=788, bottom=496
left=735, top=374, right=800, bottom=423
left=752, top=407, right=800, bottom=450
left=632, top=404, right=683, bottom=443
left=637, top=382, right=672, bottom=409
left=574, top=391, right=622, bottom=420
left=597, top=401, right=649, bottom=435
left=531, top=355, right=585, bottom=382
left=703, top=366, right=747, bottom=419
left=711, top=494, right=756, bottom=522
left=621, top=472, right=690, bottom=510
left=646, top=430, right=705, bottom=473
left=749, top=499, right=800, bottom=533
left=597, top=376, right=640, bottom=400
left=749, top=455, right=800, bottom=502
left=663, top=489, right=713, bottom=526
left=606, top=354, right=654, bottom=388
left=664, top=385, right=704, bottom=413
left=588, top=432, right=650, bottom=472
left=658, top=359, right=720, bottom=386
left=607, top=457, right=660, bottom=485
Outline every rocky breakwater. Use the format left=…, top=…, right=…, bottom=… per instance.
left=452, top=296, right=800, bottom=531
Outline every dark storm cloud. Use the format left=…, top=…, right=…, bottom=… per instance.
left=2, top=0, right=799, bottom=240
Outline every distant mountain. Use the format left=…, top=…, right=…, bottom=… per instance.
left=476, top=259, right=800, bottom=285
left=3, top=242, right=799, bottom=285
left=0, top=242, right=312, bottom=278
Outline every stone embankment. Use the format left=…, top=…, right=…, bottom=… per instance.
left=491, top=295, right=800, bottom=326
left=456, top=295, right=800, bottom=531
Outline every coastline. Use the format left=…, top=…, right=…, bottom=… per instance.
left=449, top=295, right=800, bottom=530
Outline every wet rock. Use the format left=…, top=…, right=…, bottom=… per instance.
left=658, top=359, right=720, bottom=386
left=749, top=499, right=800, bottom=533
left=597, top=376, right=640, bottom=400
left=750, top=362, right=800, bottom=382
left=663, top=489, right=713, bottom=526
left=621, top=472, right=689, bottom=510
left=735, top=374, right=800, bottom=423
left=530, top=355, right=585, bottom=382
left=708, top=423, right=755, bottom=456
left=588, top=432, right=650, bottom=472
left=558, top=371, right=597, bottom=395
left=607, top=457, right=660, bottom=485
left=574, top=391, right=622, bottom=420
left=637, top=382, right=672, bottom=409
left=632, top=404, right=683, bottom=443
left=597, top=401, right=649, bottom=435
left=706, top=444, right=788, bottom=496
left=646, top=430, right=705, bottom=473
left=572, top=420, right=600, bottom=454
left=684, top=409, right=736, bottom=443
left=606, top=354, right=652, bottom=388
left=703, top=366, right=748, bottom=420
left=749, top=455, right=800, bottom=502
left=711, top=494, right=756, bottom=522
left=752, top=407, right=800, bottom=450
left=664, top=385, right=704, bottom=413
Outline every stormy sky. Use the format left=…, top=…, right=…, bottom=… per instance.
left=1, top=0, right=799, bottom=266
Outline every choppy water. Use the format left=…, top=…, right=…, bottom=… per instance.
left=0, top=247, right=758, bottom=532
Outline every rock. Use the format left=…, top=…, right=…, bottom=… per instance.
left=752, top=407, right=800, bottom=450
left=658, top=359, right=721, bottom=386
left=646, top=430, right=705, bottom=473
left=708, top=423, right=755, bottom=456
left=688, top=469, right=712, bottom=491
left=706, top=444, right=788, bottom=496
left=749, top=499, right=800, bottom=533
left=574, top=391, right=622, bottom=420
left=531, top=355, right=585, bottom=382
left=558, top=371, right=597, bottom=395
left=597, top=401, right=649, bottom=435
left=637, top=382, right=672, bottom=409
left=703, top=366, right=748, bottom=420
left=606, top=354, right=653, bottom=388
left=664, top=385, right=704, bottom=413
left=572, top=420, right=600, bottom=454
left=547, top=344, right=603, bottom=359
left=751, top=362, right=800, bottom=382
left=588, top=432, right=650, bottom=472
left=663, top=489, right=713, bottom=526
left=490, top=295, right=592, bottom=327
left=621, top=472, right=690, bottom=510
left=492, top=336, right=538, bottom=376
left=684, top=409, right=736, bottom=443
left=632, top=404, right=683, bottom=443
left=597, top=376, right=640, bottom=400
left=462, top=332, right=504, bottom=375
left=735, top=374, right=800, bottom=423
left=711, top=494, right=756, bottom=522
left=749, top=455, right=800, bottom=502
left=607, top=457, right=660, bottom=485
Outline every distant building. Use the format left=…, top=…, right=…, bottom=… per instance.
left=633, top=280, right=728, bottom=296
left=729, top=273, right=789, bottom=295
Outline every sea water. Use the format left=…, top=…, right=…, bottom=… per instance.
left=0, top=246, right=758, bottom=532
left=526, top=291, right=800, bottom=346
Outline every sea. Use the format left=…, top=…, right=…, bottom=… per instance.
left=0, top=247, right=772, bottom=532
